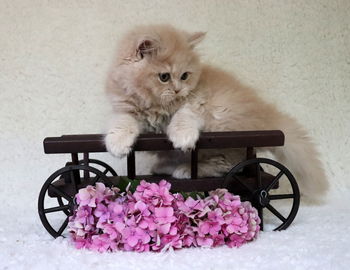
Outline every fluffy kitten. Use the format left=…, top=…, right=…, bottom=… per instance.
left=105, top=24, right=328, bottom=203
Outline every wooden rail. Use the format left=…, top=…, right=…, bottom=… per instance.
left=43, top=130, right=284, bottom=154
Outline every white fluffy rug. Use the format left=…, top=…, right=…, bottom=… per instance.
left=1, top=189, right=349, bottom=270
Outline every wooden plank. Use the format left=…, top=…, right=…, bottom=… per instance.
left=44, top=130, right=284, bottom=154
left=48, top=172, right=276, bottom=196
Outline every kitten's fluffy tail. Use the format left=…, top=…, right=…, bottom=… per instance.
left=270, top=118, right=329, bottom=204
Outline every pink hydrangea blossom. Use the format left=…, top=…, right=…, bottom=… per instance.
left=68, top=181, right=260, bottom=252
left=90, top=234, right=116, bottom=253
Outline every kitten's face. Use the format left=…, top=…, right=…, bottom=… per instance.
left=113, top=25, right=205, bottom=107
left=137, top=51, right=202, bottom=105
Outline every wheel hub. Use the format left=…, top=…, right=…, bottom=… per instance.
left=258, top=189, right=270, bottom=207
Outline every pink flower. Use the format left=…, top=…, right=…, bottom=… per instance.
left=196, top=236, right=214, bottom=247
left=154, top=207, right=176, bottom=224
left=90, top=234, right=115, bottom=252
left=212, top=234, right=225, bottom=247
left=76, top=185, right=98, bottom=207
left=178, top=197, right=199, bottom=212
left=198, top=220, right=221, bottom=236
left=74, top=206, right=93, bottom=225
left=94, top=203, right=110, bottom=227
left=103, top=223, right=120, bottom=241
left=134, top=180, right=174, bottom=207
left=122, top=227, right=151, bottom=248
left=227, top=234, right=246, bottom=248
left=109, top=202, right=125, bottom=223
left=71, top=236, right=91, bottom=249
left=68, top=206, right=95, bottom=237
left=138, top=216, right=157, bottom=231
left=207, top=209, right=225, bottom=225
left=134, top=201, right=147, bottom=213
left=113, top=221, right=125, bottom=233
left=158, top=223, right=171, bottom=234
left=159, top=234, right=182, bottom=250
left=68, top=181, right=260, bottom=253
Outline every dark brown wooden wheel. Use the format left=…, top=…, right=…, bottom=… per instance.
left=78, top=159, right=118, bottom=176
left=38, top=165, right=109, bottom=238
left=224, top=158, right=300, bottom=231
left=56, top=160, right=116, bottom=215
left=56, top=196, right=71, bottom=216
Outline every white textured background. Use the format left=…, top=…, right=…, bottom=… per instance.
left=0, top=1, right=349, bottom=268
left=1, top=0, right=349, bottom=197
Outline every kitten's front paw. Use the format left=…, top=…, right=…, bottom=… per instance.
left=105, top=130, right=136, bottom=158
left=167, top=125, right=199, bottom=151
left=172, top=164, right=191, bottom=179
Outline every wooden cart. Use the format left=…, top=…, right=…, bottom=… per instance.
left=38, top=130, right=300, bottom=238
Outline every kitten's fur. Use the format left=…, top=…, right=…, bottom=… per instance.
left=105, top=24, right=328, bottom=203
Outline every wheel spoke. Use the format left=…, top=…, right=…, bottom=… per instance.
left=232, top=175, right=254, bottom=193
left=70, top=170, right=78, bottom=193
left=49, top=184, right=73, bottom=202
left=269, top=194, right=295, bottom=200
left=44, top=205, right=70, bottom=214
left=78, top=159, right=117, bottom=176
left=57, top=216, right=69, bottom=236
left=258, top=207, right=264, bottom=231
left=57, top=197, right=71, bottom=216
left=91, top=174, right=101, bottom=184
left=256, top=164, right=262, bottom=189
left=102, top=168, right=109, bottom=175
left=266, top=170, right=284, bottom=192
left=84, top=170, right=90, bottom=181
left=266, top=204, right=287, bottom=222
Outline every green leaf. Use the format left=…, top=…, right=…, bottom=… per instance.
left=115, top=178, right=206, bottom=198
left=129, top=179, right=141, bottom=193
left=116, top=177, right=133, bottom=192
left=115, top=177, right=141, bottom=193
left=179, top=191, right=205, bottom=199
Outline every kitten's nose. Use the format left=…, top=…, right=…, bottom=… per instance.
left=174, top=89, right=180, bottom=94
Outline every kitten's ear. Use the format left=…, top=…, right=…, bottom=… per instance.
left=188, top=32, right=206, bottom=48
left=136, top=38, right=159, bottom=59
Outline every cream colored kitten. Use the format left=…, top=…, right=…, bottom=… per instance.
left=105, top=24, right=328, bottom=203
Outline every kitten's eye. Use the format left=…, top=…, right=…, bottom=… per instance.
left=159, top=73, right=171, bottom=83
left=181, top=72, right=189, bottom=80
